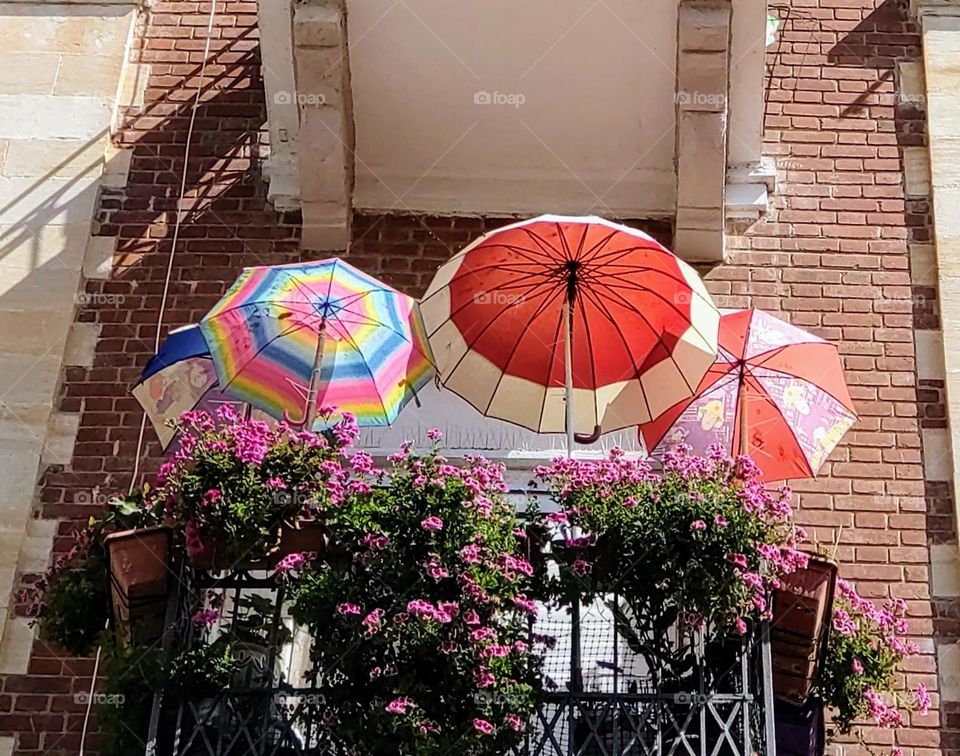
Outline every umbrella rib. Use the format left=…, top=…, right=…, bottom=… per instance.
left=741, top=371, right=817, bottom=478
left=584, top=243, right=669, bottom=266
left=552, top=221, right=574, bottom=262
left=426, top=274, right=562, bottom=338
left=438, top=280, right=563, bottom=387
left=747, top=364, right=858, bottom=418
left=325, top=324, right=390, bottom=424
left=479, top=286, right=567, bottom=419
left=217, top=311, right=325, bottom=391
left=519, top=227, right=569, bottom=261
left=742, top=345, right=855, bottom=410
left=588, top=277, right=718, bottom=351
left=419, top=251, right=559, bottom=309
left=575, top=228, right=620, bottom=264
left=576, top=285, right=654, bottom=422
left=647, top=369, right=740, bottom=452
left=572, top=223, right=590, bottom=263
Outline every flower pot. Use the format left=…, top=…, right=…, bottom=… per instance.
left=189, top=528, right=283, bottom=572
left=770, top=556, right=837, bottom=704
left=272, top=520, right=327, bottom=563
left=105, top=526, right=172, bottom=646
left=774, top=696, right=825, bottom=756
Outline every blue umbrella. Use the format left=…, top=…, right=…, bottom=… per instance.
left=133, top=325, right=252, bottom=450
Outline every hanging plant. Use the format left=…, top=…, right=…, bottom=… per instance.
left=535, top=445, right=806, bottom=633
left=819, top=578, right=928, bottom=738
left=21, top=492, right=161, bottom=655
left=154, top=406, right=355, bottom=569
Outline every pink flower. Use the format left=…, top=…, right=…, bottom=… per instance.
left=852, top=658, right=864, bottom=675
left=471, top=627, right=495, bottom=642
left=571, top=559, right=592, bottom=576
left=362, top=533, right=390, bottom=550
left=362, top=608, right=384, bottom=635
left=690, top=519, right=706, bottom=531
left=464, top=609, right=481, bottom=626
left=735, top=617, right=747, bottom=635
left=474, top=667, right=496, bottom=688
left=714, top=514, right=728, bottom=527
left=473, top=718, right=494, bottom=735
left=916, top=682, right=931, bottom=716
left=192, top=609, right=219, bottom=628
left=512, top=595, right=538, bottom=616
left=426, top=428, right=443, bottom=441
left=421, top=516, right=444, bottom=531
left=506, top=713, right=523, bottom=732
left=460, top=544, right=483, bottom=563
left=276, top=551, right=315, bottom=575
left=385, top=697, right=412, bottom=715
left=337, top=603, right=361, bottom=616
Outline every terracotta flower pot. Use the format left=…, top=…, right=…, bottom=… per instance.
left=105, top=526, right=172, bottom=646
left=770, top=556, right=837, bottom=705
left=277, top=519, right=327, bottom=558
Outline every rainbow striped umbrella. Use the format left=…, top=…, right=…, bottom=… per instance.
left=199, top=259, right=434, bottom=430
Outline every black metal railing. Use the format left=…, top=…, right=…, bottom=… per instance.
left=145, top=569, right=777, bottom=756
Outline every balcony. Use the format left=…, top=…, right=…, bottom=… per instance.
left=145, top=566, right=777, bottom=756
left=257, top=0, right=775, bottom=263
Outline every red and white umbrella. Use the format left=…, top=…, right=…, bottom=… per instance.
left=420, top=215, right=720, bottom=450
left=640, top=308, right=857, bottom=481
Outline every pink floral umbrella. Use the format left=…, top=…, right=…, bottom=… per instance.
left=640, top=309, right=857, bottom=481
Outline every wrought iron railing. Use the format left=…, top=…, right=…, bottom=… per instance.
left=145, top=568, right=777, bottom=756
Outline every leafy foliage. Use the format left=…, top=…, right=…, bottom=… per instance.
left=284, top=437, right=542, bottom=755
left=155, top=406, right=353, bottom=567
left=20, top=492, right=161, bottom=656
left=820, top=579, right=927, bottom=735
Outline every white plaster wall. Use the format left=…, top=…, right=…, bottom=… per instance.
left=0, top=1, right=138, bottom=672
left=345, top=0, right=678, bottom=218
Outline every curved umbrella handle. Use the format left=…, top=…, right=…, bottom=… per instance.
left=283, top=407, right=308, bottom=428
left=574, top=425, right=601, bottom=445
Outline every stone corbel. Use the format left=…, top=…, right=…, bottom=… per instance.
left=293, top=0, right=354, bottom=251
left=674, top=0, right=733, bottom=264
left=259, top=0, right=301, bottom=212
left=724, top=0, right=774, bottom=224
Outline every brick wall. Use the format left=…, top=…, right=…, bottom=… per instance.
left=3, top=0, right=950, bottom=753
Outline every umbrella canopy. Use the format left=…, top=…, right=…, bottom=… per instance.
left=640, top=308, right=857, bottom=481
left=420, top=215, right=720, bottom=446
left=199, top=259, right=434, bottom=430
left=133, top=325, right=252, bottom=449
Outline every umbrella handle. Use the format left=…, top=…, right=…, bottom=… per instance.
left=574, top=426, right=601, bottom=445
left=283, top=408, right=308, bottom=428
